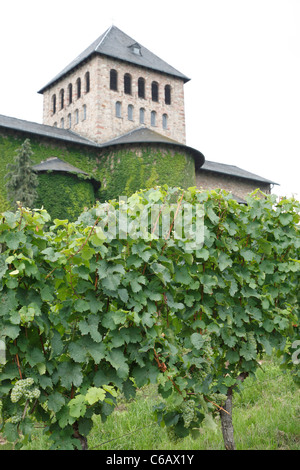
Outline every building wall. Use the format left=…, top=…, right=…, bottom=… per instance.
left=42, top=55, right=187, bottom=145
left=196, top=170, right=271, bottom=199
left=0, top=129, right=196, bottom=216
left=0, top=129, right=101, bottom=213
left=42, top=56, right=99, bottom=142
left=97, top=144, right=196, bottom=202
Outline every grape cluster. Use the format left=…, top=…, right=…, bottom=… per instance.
left=180, top=400, right=197, bottom=428
left=209, top=392, right=227, bottom=406
left=247, top=331, right=257, bottom=349
left=11, top=378, right=40, bottom=403
left=10, top=410, right=23, bottom=424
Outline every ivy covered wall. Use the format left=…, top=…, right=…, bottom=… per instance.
left=0, top=132, right=197, bottom=220
left=35, top=173, right=95, bottom=221
left=0, top=132, right=101, bottom=220
left=97, top=145, right=196, bottom=202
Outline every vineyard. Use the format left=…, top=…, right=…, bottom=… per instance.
left=0, top=186, right=299, bottom=450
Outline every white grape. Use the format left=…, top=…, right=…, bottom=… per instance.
left=11, top=378, right=40, bottom=403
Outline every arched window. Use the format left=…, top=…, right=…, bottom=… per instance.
left=110, top=69, right=118, bottom=91
left=151, top=81, right=159, bottom=102
left=151, top=110, right=156, bottom=126
left=83, top=105, right=87, bottom=120
left=127, top=104, right=134, bottom=121
left=124, top=73, right=132, bottom=95
left=165, top=85, right=171, bottom=105
left=52, top=94, right=56, bottom=114
left=59, top=89, right=64, bottom=109
left=68, top=84, right=73, bottom=105
left=138, top=77, right=145, bottom=98
left=53, top=122, right=57, bottom=127
left=115, top=101, right=122, bottom=118
left=139, top=108, right=145, bottom=124
left=76, top=78, right=81, bottom=99
left=68, top=113, right=72, bottom=128
left=75, top=109, right=79, bottom=124
left=60, top=118, right=64, bottom=129
left=162, top=113, right=168, bottom=129
left=85, top=72, right=90, bottom=93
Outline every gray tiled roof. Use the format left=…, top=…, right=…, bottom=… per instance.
left=0, top=114, right=98, bottom=148
left=200, top=160, right=278, bottom=185
left=101, top=126, right=181, bottom=146
left=38, top=26, right=190, bottom=93
left=33, top=157, right=88, bottom=174
left=0, top=113, right=276, bottom=186
left=99, top=126, right=205, bottom=168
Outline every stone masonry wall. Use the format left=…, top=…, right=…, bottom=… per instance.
left=42, top=55, right=99, bottom=142
left=42, top=55, right=186, bottom=145
left=196, top=170, right=271, bottom=199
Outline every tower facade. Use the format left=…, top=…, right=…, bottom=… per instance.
left=39, top=26, right=189, bottom=145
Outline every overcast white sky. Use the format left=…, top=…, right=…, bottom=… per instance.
left=1, top=0, right=299, bottom=200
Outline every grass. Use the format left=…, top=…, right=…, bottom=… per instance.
left=1, top=356, right=299, bottom=450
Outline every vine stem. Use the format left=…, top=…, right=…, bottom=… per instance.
left=14, top=340, right=22, bottom=379
left=205, top=397, right=230, bottom=415
left=161, top=192, right=184, bottom=255
left=39, top=330, right=46, bottom=356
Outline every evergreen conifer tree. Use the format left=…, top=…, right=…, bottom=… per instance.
left=5, top=139, right=38, bottom=208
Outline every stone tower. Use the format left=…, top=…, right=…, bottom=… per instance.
left=38, top=26, right=190, bottom=145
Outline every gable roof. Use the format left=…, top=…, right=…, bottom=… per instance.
left=200, top=160, right=278, bottom=185
left=38, top=26, right=190, bottom=93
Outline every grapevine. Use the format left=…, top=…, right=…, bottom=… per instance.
left=0, top=187, right=298, bottom=450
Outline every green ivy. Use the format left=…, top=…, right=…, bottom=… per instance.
left=35, top=173, right=95, bottom=221
left=97, top=146, right=196, bottom=202
left=0, top=133, right=101, bottom=215
left=0, top=134, right=197, bottom=217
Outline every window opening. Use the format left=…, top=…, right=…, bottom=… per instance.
left=138, top=77, right=145, bottom=98
left=151, top=110, right=156, bottom=126
left=110, top=69, right=118, bottom=91
left=52, top=94, right=56, bottom=114
left=124, top=74, right=132, bottom=95
left=128, top=104, right=134, bottom=121
left=68, top=84, right=73, bottom=104
left=162, top=113, right=168, bottom=129
left=115, top=101, right=122, bottom=118
left=85, top=72, right=90, bottom=93
left=165, top=85, right=171, bottom=105
left=151, top=82, right=159, bottom=102
left=139, top=108, right=145, bottom=124
left=60, top=89, right=64, bottom=109
left=76, top=78, right=81, bottom=99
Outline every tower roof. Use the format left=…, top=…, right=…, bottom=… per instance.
left=38, top=26, right=190, bottom=93
left=99, top=126, right=205, bottom=168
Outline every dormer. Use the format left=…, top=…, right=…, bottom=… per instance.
left=129, top=42, right=142, bottom=56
